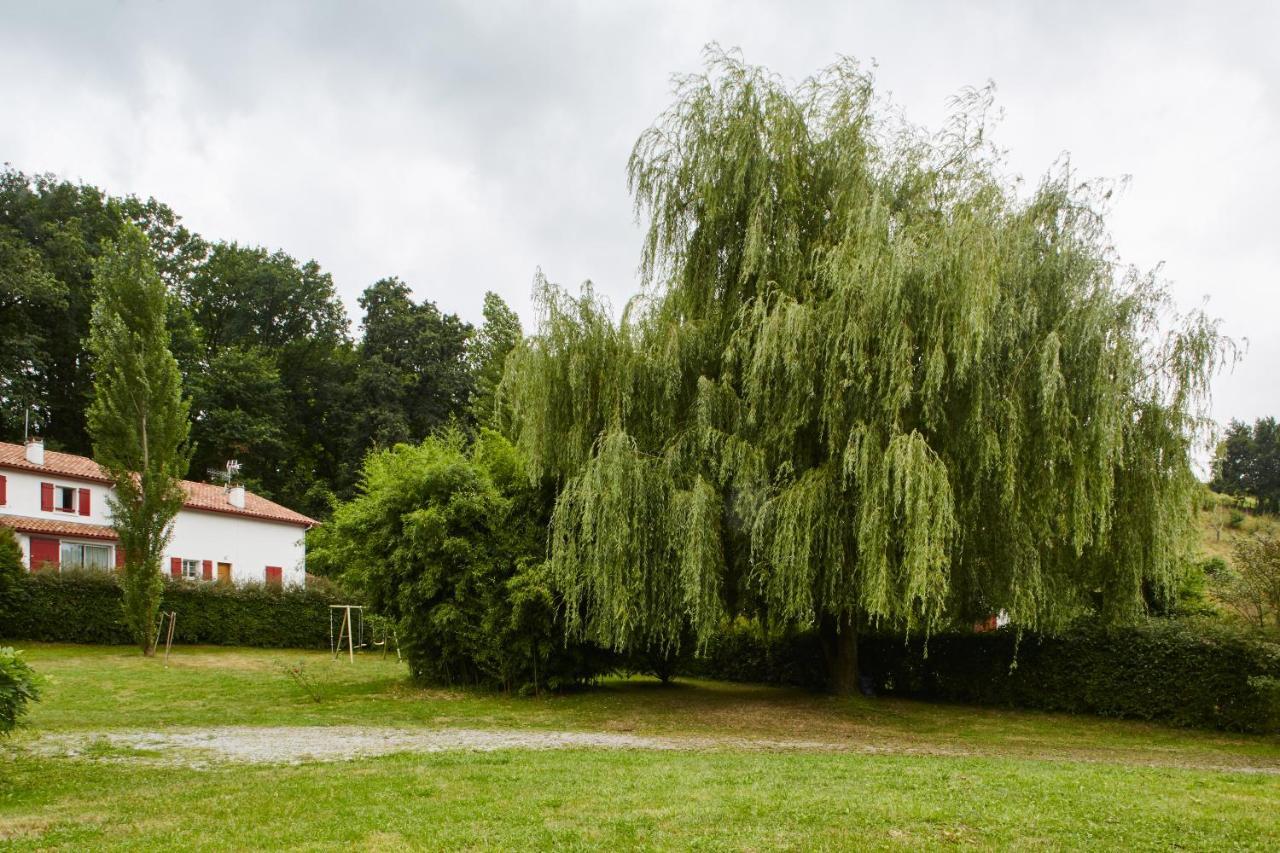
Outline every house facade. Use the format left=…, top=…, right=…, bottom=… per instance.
left=0, top=439, right=315, bottom=587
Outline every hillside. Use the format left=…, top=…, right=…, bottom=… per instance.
left=1197, top=492, right=1280, bottom=566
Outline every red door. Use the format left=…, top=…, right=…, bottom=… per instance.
left=30, top=537, right=59, bottom=571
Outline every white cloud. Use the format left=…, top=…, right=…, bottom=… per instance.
left=1, top=0, right=1276, bottom=428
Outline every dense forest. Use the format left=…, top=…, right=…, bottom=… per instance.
left=0, top=166, right=521, bottom=519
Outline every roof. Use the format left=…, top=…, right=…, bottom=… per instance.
left=0, top=442, right=110, bottom=483
left=177, top=479, right=317, bottom=526
left=0, top=441, right=317, bottom=527
left=0, top=515, right=119, bottom=541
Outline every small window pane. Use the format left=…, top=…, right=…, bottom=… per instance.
left=182, top=559, right=200, bottom=579
left=60, top=542, right=80, bottom=568
left=83, top=545, right=110, bottom=571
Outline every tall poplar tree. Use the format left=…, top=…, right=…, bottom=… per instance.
left=503, top=50, right=1229, bottom=692
left=471, top=291, right=523, bottom=428
left=88, top=223, right=191, bottom=656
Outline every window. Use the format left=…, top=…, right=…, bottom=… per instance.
left=182, top=559, right=200, bottom=580
left=60, top=542, right=111, bottom=572
left=56, top=486, right=75, bottom=512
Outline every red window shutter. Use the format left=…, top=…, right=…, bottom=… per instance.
left=170, top=557, right=182, bottom=577
left=202, top=559, right=213, bottom=580
left=30, top=537, right=59, bottom=570
left=0, top=474, right=7, bottom=505
left=115, top=547, right=126, bottom=570
left=78, top=487, right=90, bottom=516
left=265, top=566, right=282, bottom=586
left=41, top=482, right=54, bottom=511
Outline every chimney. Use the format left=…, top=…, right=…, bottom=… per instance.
left=228, top=485, right=246, bottom=509
left=25, top=437, right=44, bottom=466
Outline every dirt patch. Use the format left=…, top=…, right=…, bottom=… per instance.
left=18, top=725, right=1280, bottom=775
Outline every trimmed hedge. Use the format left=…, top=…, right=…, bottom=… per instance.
left=685, top=618, right=1280, bottom=733
left=682, top=620, right=826, bottom=689
left=0, top=571, right=356, bottom=649
left=863, top=621, right=1280, bottom=733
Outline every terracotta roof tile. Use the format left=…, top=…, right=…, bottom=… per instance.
left=0, top=442, right=110, bottom=482
left=0, top=514, right=119, bottom=541
left=0, top=442, right=317, bottom=527
left=177, top=480, right=317, bottom=527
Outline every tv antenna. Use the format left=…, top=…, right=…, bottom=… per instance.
left=207, top=459, right=242, bottom=486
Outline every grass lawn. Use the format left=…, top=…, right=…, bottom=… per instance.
left=3, top=644, right=1280, bottom=850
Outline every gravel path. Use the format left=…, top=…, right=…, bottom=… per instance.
left=19, top=726, right=1280, bottom=775
left=22, top=726, right=838, bottom=766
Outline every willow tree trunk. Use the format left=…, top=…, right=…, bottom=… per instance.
left=820, top=613, right=859, bottom=695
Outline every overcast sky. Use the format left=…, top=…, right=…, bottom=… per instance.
left=2, top=1, right=1276, bottom=435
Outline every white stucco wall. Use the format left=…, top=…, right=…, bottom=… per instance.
left=0, top=466, right=115, bottom=525
left=0, top=466, right=307, bottom=586
left=167, top=508, right=307, bottom=586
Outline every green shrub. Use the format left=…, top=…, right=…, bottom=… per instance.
left=0, top=646, right=41, bottom=734
left=864, top=620, right=1280, bottom=732
left=683, top=619, right=1280, bottom=732
left=680, top=619, right=826, bottom=689
left=1200, top=556, right=1229, bottom=577
left=313, top=430, right=613, bottom=693
left=0, top=570, right=355, bottom=649
left=1228, top=509, right=1247, bottom=529
left=0, top=526, right=23, bottom=598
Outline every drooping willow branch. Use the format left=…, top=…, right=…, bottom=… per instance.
left=502, top=47, right=1230, bottom=653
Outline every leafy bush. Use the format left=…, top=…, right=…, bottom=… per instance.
left=1200, top=556, right=1229, bottom=577
left=680, top=619, right=826, bottom=689
left=0, top=570, right=355, bottom=649
left=312, top=429, right=613, bottom=693
left=1228, top=509, right=1247, bottom=529
left=1217, top=534, right=1280, bottom=631
left=0, top=526, right=23, bottom=598
left=685, top=619, right=1280, bottom=732
left=0, top=646, right=41, bottom=734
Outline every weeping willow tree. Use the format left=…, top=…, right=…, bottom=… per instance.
left=502, top=48, right=1230, bottom=693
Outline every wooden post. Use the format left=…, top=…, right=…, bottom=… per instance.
left=333, top=608, right=348, bottom=661
left=346, top=607, right=355, bottom=663
left=163, top=612, right=176, bottom=667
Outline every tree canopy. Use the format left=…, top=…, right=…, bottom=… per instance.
left=1213, top=418, right=1280, bottom=514
left=0, top=166, right=508, bottom=520
left=501, top=50, right=1228, bottom=686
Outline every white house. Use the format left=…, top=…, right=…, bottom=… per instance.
left=0, top=438, right=315, bottom=587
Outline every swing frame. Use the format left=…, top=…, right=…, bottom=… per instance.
left=329, top=604, right=364, bottom=662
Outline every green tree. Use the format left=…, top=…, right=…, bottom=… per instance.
left=0, top=167, right=203, bottom=453
left=1220, top=534, right=1280, bottom=631
left=1213, top=420, right=1255, bottom=499
left=87, top=224, right=192, bottom=656
left=471, top=291, right=522, bottom=427
left=503, top=51, right=1228, bottom=692
left=183, top=243, right=347, bottom=357
left=188, top=345, right=288, bottom=492
left=0, top=226, right=66, bottom=433
left=354, top=277, right=474, bottom=447
left=311, top=430, right=609, bottom=691
left=178, top=242, right=355, bottom=511
left=1213, top=418, right=1280, bottom=514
